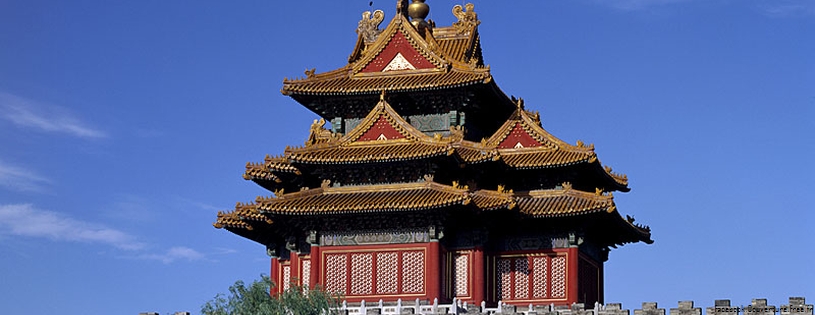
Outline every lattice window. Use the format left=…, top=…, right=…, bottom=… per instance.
left=402, top=251, right=425, bottom=293
left=282, top=265, right=291, bottom=291
left=497, top=258, right=512, bottom=300
left=497, top=254, right=566, bottom=301
left=454, top=253, right=469, bottom=296
left=325, top=254, right=347, bottom=295
left=350, top=253, right=373, bottom=295
left=376, top=252, right=399, bottom=294
left=514, top=258, right=530, bottom=299
left=551, top=256, right=567, bottom=298
left=532, top=257, right=548, bottom=298
left=301, top=260, right=311, bottom=291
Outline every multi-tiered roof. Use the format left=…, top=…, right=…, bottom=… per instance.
left=215, top=0, right=650, bottom=257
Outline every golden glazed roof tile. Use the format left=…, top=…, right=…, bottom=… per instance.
left=213, top=211, right=254, bottom=230
left=243, top=155, right=300, bottom=182
left=282, top=68, right=491, bottom=96
left=288, top=142, right=452, bottom=164
left=243, top=161, right=279, bottom=182
left=499, top=150, right=596, bottom=169
left=515, top=188, right=616, bottom=218
left=471, top=189, right=515, bottom=211
left=255, top=181, right=470, bottom=215
left=451, top=142, right=498, bottom=163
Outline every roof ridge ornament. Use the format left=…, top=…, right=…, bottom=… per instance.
left=357, top=10, right=385, bottom=44
left=452, top=3, right=480, bottom=34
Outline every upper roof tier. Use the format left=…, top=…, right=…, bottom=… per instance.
left=281, top=2, right=515, bottom=121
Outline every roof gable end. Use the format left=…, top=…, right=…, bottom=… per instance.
left=352, top=14, right=446, bottom=75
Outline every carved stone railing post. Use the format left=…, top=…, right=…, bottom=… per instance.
left=670, top=301, right=701, bottom=315
left=708, top=300, right=739, bottom=315
left=781, top=297, right=813, bottom=315
left=635, top=302, right=666, bottom=315
left=745, top=299, right=776, bottom=315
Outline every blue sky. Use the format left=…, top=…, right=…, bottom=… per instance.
left=1, top=1, right=813, bottom=314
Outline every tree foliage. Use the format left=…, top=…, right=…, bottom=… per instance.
left=201, top=275, right=341, bottom=315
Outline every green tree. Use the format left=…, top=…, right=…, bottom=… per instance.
left=201, top=275, right=341, bottom=315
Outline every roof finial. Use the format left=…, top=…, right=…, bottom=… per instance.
left=380, top=90, right=387, bottom=101
left=408, top=0, right=430, bottom=30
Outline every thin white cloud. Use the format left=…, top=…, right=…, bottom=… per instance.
left=138, top=246, right=206, bottom=264
left=0, top=91, right=107, bottom=139
left=757, top=0, right=815, bottom=17
left=104, top=194, right=158, bottom=223
left=596, top=0, right=693, bottom=10
left=0, top=160, right=51, bottom=192
left=0, top=203, right=144, bottom=250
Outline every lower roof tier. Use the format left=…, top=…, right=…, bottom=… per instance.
left=214, top=180, right=651, bottom=247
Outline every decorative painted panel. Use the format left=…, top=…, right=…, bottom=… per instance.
left=551, top=256, right=567, bottom=298
left=325, top=254, right=348, bottom=295
left=501, top=236, right=571, bottom=251
left=320, top=231, right=429, bottom=246
left=402, top=250, right=425, bottom=293
left=382, top=53, right=416, bottom=71
left=350, top=253, right=374, bottom=295
left=454, top=253, right=469, bottom=297
left=376, top=252, right=399, bottom=294
left=407, top=113, right=451, bottom=132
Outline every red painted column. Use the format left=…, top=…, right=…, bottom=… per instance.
left=310, top=245, right=321, bottom=289
left=471, top=247, right=486, bottom=304
left=270, top=257, right=280, bottom=296
left=567, top=247, right=579, bottom=304
left=289, top=252, right=300, bottom=290
left=426, top=241, right=442, bottom=301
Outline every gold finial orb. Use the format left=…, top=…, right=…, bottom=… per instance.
left=408, top=0, right=430, bottom=28
left=408, top=0, right=429, bottom=20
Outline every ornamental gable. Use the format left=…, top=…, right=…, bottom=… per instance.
left=344, top=96, right=426, bottom=144
left=361, top=31, right=436, bottom=73
left=356, top=115, right=408, bottom=141
left=497, top=122, right=544, bottom=149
